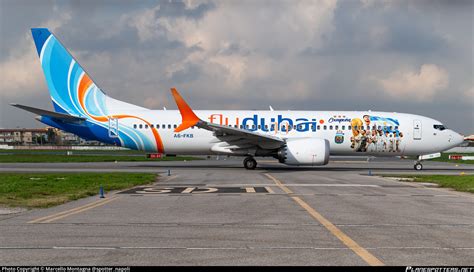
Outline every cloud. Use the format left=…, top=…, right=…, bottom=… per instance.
left=465, top=86, right=474, bottom=99
left=127, top=5, right=163, bottom=42
left=123, top=0, right=337, bottom=92
left=0, top=13, right=71, bottom=99
left=372, top=64, right=449, bottom=100
left=0, top=48, right=43, bottom=98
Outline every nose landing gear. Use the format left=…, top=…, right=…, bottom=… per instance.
left=414, top=162, right=423, bottom=171
left=243, top=156, right=257, bottom=170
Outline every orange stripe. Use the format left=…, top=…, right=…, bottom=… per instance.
left=76, top=75, right=164, bottom=153
left=111, top=114, right=165, bottom=153
left=78, top=74, right=92, bottom=111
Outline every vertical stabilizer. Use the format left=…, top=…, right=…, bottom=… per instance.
left=31, top=28, right=110, bottom=117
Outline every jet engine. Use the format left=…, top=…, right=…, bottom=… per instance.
left=277, top=138, right=330, bottom=166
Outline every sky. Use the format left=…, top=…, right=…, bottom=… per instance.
left=0, top=0, right=472, bottom=134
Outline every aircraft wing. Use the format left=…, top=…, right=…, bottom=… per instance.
left=170, top=88, right=285, bottom=151
left=11, top=103, right=86, bottom=123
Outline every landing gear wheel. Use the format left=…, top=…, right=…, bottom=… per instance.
left=414, top=163, right=423, bottom=171
left=243, top=157, right=257, bottom=170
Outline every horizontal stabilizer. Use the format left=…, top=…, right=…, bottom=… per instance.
left=11, top=104, right=86, bottom=122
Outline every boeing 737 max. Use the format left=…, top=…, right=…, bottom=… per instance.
left=12, top=28, right=465, bottom=170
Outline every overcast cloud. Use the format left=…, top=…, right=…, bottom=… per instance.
left=0, top=0, right=472, bottom=134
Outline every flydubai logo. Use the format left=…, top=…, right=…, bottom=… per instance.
left=208, top=114, right=319, bottom=132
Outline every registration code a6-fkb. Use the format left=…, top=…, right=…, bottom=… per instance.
left=174, top=133, right=194, bottom=138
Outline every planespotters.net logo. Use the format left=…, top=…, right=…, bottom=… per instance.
left=406, top=267, right=474, bottom=272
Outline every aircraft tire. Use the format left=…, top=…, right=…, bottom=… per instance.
left=243, top=157, right=257, bottom=170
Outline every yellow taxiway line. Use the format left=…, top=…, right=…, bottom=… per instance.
left=28, top=197, right=119, bottom=224
left=264, top=173, right=384, bottom=266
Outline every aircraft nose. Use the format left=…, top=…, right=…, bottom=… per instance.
left=449, top=131, right=464, bottom=146
left=456, top=133, right=465, bottom=145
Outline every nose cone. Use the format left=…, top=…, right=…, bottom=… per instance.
left=450, top=131, right=465, bottom=146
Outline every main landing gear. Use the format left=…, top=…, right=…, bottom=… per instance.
left=414, top=162, right=423, bottom=171
left=243, top=156, right=257, bottom=170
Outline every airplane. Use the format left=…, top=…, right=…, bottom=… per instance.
left=12, top=28, right=465, bottom=170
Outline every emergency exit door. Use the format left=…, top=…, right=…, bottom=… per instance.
left=413, top=120, right=422, bottom=140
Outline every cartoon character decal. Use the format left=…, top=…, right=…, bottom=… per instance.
left=350, top=115, right=403, bottom=153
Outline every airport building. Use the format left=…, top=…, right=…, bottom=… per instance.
left=0, top=128, right=51, bottom=145
left=0, top=127, right=104, bottom=146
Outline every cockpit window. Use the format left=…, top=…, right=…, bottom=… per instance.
left=433, top=124, right=447, bottom=131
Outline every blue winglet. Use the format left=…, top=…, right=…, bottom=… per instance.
left=31, top=28, right=52, bottom=57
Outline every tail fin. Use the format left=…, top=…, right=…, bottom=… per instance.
left=31, top=28, right=111, bottom=117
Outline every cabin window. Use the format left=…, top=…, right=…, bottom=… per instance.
left=145, top=124, right=148, bottom=129
left=348, top=125, right=351, bottom=130
left=139, top=124, right=143, bottom=129
left=257, top=125, right=261, bottom=129
left=311, top=124, right=316, bottom=130
left=156, top=124, right=160, bottom=129
left=168, top=124, right=171, bottom=129
left=265, top=125, right=268, bottom=130
left=342, top=125, right=345, bottom=130
left=329, top=125, right=333, bottom=130
left=395, top=126, right=399, bottom=130
left=150, top=124, right=154, bottom=128
left=323, top=125, right=327, bottom=130
left=317, top=125, right=321, bottom=130
left=133, top=124, right=137, bottom=129
left=335, top=125, right=339, bottom=130
left=174, top=124, right=177, bottom=129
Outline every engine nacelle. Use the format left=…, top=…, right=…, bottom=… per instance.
left=277, top=138, right=330, bottom=166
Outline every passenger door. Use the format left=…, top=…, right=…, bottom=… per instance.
left=413, top=120, right=422, bottom=140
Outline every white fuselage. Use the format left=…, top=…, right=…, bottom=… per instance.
left=115, top=109, right=463, bottom=156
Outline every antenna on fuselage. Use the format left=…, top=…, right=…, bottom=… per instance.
left=269, top=106, right=274, bottom=111
left=163, top=107, right=167, bottom=110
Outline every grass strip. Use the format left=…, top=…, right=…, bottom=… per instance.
left=0, top=173, right=157, bottom=208
left=384, top=175, right=474, bottom=193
